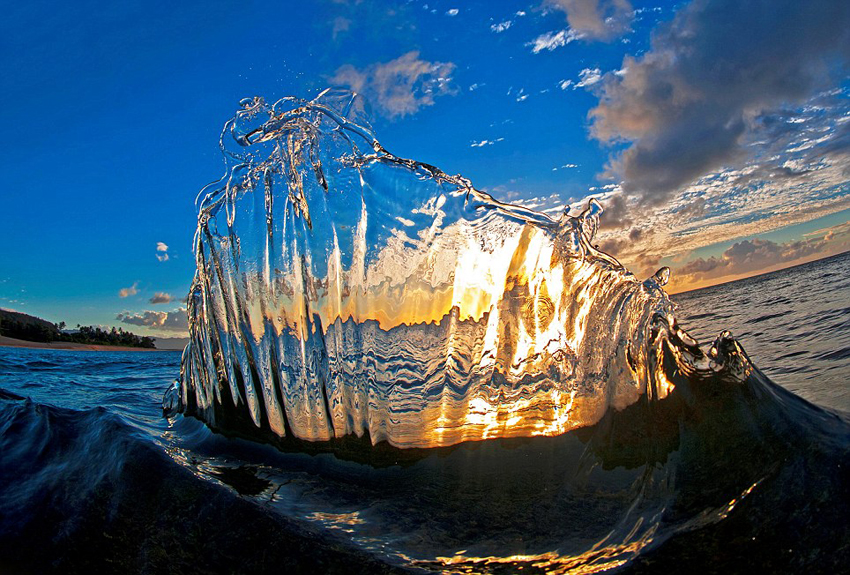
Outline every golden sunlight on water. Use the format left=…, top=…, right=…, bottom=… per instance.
left=177, top=92, right=683, bottom=450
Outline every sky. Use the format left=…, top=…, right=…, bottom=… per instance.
left=0, top=0, right=848, bottom=345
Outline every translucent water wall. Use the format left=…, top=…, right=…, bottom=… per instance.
left=172, top=90, right=694, bottom=450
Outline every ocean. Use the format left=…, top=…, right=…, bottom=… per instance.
left=0, top=251, right=847, bottom=574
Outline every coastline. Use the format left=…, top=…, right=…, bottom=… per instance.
left=0, top=335, right=161, bottom=352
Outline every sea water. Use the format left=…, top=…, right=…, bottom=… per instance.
left=1, top=90, right=847, bottom=574
left=1, top=254, right=848, bottom=575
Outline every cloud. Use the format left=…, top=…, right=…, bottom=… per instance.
left=588, top=92, right=850, bottom=283
left=116, top=308, right=189, bottom=332
left=672, top=234, right=848, bottom=288
left=528, top=28, right=584, bottom=53
left=574, top=67, right=602, bottom=88
left=118, top=282, right=138, bottom=298
left=589, top=0, right=850, bottom=203
left=491, top=20, right=513, bottom=33
left=156, top=242, right=169, bottom=262
left=330, top=51, right=457, bottom=119
left=331, top=16, right=351, bottom=40
left=545, top=0, right=633, bottom=41
left=471, top=138, right=504, bottom=148
left=446, top=8, right=458, bottom=17
left=149, top=292, right=173, bottom=304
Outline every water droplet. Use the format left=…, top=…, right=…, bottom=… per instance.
left=653, top=267, right=670, bottom=286
left=677, top=328, right=698, bottom=348
left=585, top=197, right=603, bottom=217
left=579, top=198, right=603, bottom=241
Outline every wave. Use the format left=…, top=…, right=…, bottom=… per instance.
left=156, top=90, right=850, bottom=571
left=168, top=90, right=711, bottom=451
left=0, top=392, right=406, bottom=574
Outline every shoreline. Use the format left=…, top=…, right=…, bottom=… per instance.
left=0, top=335, right=163, bottom=352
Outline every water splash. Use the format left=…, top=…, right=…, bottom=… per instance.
left=168, top=89, right=716, bottom=451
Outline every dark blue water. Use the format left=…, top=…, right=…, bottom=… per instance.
left=673, top=250, right=850, bottom=412
left=1, top=252, right=848, bottom=574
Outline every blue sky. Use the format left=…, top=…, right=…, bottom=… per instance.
left=1, top=0, right=848, bottom=340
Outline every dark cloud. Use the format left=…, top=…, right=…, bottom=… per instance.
left=546, top=0, right=633, bottom=41
left=676, top=237, right=830, bottom=281
left=589, top=0, right=850, bottom=202
left=597, top=236, right=629, bottom=254
left=116, top=309, right=188, bottom=332
left=330, top=51, right=457, bottom=119
left=149, top=292, right=173, bottom=305
left=597, top=193, right=632, bottom=230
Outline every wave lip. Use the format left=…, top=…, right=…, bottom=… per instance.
left=171, top=90, right=704, bottom=450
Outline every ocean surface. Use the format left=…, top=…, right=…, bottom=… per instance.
left=0, top=251, right=847, bottom=574
left=673, top=250, right=850, bottom=413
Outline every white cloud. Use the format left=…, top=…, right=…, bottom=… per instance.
left=156, top=242, right=169, bottom=262
left=330, top=51, right=457, bottom=119
left=118, top=282, right=138, bottom=298
left=558, top=79, right=574, bottom=90
left=446, top=8, right=459, bottom=16
left=491, top=20, right=513, bottom=33
left=528, top=28, right=584, bottom=53
left=575, top=67, right=602, bottom=88
left=471, top=137, right=504, bottom=148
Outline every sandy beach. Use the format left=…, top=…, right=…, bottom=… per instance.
left=0, top=335, right=161, bottom=352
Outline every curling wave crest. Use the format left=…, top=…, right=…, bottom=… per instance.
left=169, top=90, right=726, bottom=451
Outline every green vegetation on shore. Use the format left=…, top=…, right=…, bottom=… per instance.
left=0, top=309, right=156, bottom=349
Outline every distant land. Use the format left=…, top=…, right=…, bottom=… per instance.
left=0, top=309, right=159, bottom=351
left=0, top=335, right=162, bottom=352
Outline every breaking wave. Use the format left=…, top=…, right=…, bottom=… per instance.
left=169, top=89, right=702, bottom=450
left=160, top=90, right=850, bottom=572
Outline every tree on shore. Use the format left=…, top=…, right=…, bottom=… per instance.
left=0, top=310, right=156, bottom=349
